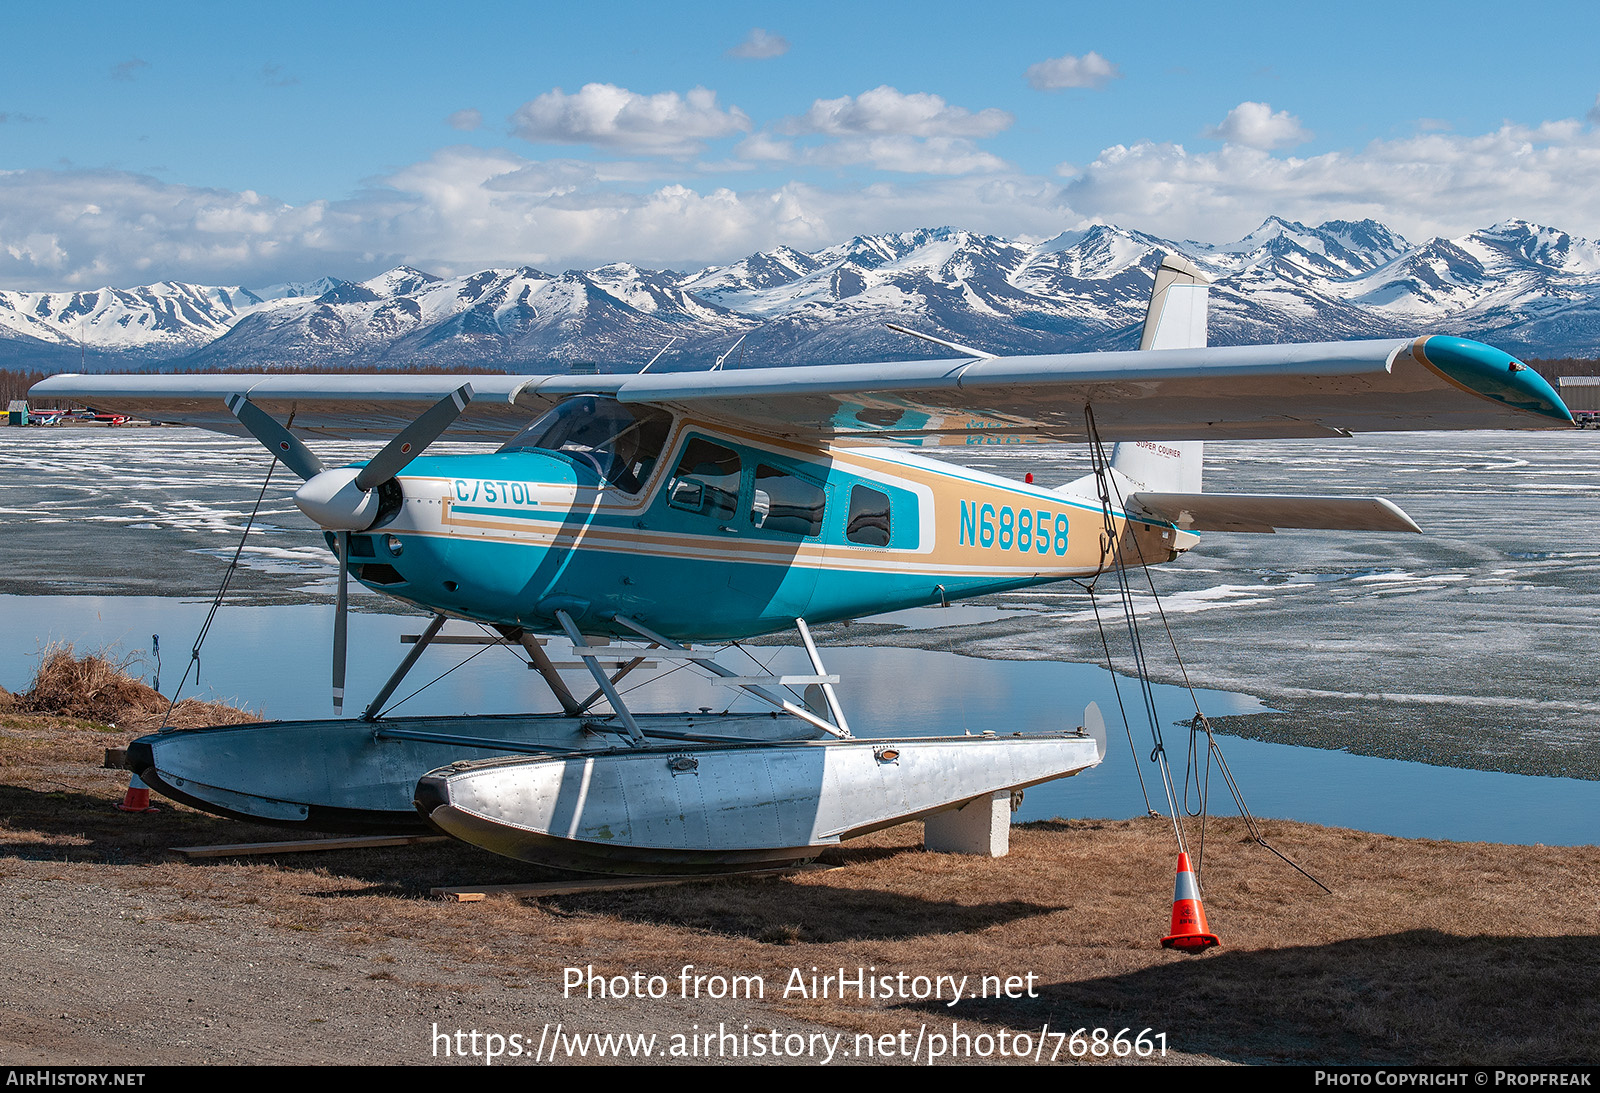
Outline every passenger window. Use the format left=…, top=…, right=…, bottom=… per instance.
left=751, top=465, right=825, bottom=537
left=667, top=439, right=742, bottom=521
left=845, top=485, right=891, bottom=547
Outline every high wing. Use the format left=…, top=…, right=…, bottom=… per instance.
left=30, top=333, right=1571, bottom=444
left=26, top=372, right=541, bottom=442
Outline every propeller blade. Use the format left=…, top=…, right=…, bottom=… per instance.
left=354, top=383, right=474, bottom=491
left=225, top=394, right=325, bottom=482
left=333, top=530, right=349, bottom=716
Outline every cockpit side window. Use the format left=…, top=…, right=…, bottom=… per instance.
left=499, top=396, right=673, bottom=494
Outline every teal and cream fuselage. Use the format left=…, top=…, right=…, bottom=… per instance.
left=344, top=418, right=1170, bottom=641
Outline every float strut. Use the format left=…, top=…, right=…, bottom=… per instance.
left=517, top=629, right=584, bottom=716
left=361, top=613, right=448, bottom=722
left=576, top=650, right=657, bottom=715
left=555, top=611, right=646, bottom=746
left=795, top=617, right=851, bottom=736
left=612, top=615, right=851, bottom=739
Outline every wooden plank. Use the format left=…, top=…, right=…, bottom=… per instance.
left=402, top=634, right=523, bottom=645
left=171, top=834, right=449, bottom=858
left=543, top=661, right=656, bottom=670
left=432, top=865, right=831, bottom=901
left=402, top=634, right=613, bottom=646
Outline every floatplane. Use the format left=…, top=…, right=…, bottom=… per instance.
left=31, top=257, right=1572, bottom=874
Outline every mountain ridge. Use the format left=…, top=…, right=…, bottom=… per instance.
left=7, top=217, right=1600, bottom=372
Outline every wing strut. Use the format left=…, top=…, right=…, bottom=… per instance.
left=884, top=323, right=996, bottom=360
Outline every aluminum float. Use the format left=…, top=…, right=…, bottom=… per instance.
left=414, top=732, right=1103, bottom=875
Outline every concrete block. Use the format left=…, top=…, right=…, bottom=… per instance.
left=924, top=791, right=1011, bottom=857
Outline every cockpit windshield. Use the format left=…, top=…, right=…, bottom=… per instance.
left=498, top=396, right=673, bottom=494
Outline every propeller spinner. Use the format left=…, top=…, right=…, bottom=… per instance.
left=227, top=384, right=475, bottom=713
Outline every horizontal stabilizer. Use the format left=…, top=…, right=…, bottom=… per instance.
left=1128, top=492, right=1422, bottom=534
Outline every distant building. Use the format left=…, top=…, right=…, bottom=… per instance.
left=1557, top=376, right=1600, bottom=424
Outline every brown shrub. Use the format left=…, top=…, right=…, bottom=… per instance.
left=19, top=644, right=257, bottom=730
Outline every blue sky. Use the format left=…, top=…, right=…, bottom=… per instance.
left=3, top=1, right=1599, bottom=288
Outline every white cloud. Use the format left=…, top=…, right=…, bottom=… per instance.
left=385, top=146, right=589, bottom=203
left=739, top=129, right=1005, bottom=175
left=1062, top=120, right=1600, bottom=243
left=0, top=151, right=1071, bottom=289
left=9, top=114, right=1600, bottom=291
left=805, top=136, right=1008, bottom=175
left=735, top=133, right=796, bottom=163
left=748, top=87, right=1012, bottom=176
left=509, top=83, right=750, bottom=156
left=0, top=168, right=348, bottom=289
left=360, top=148, right=1049, bottom=269
left=728, top=28, right=789, bottom=59
left=448, top=108, right=483, bottom=132
left=1025, top=51, right=1121, bottom=91
left=1588, top=93, right=1600, bottom=125
left=1204, top=102, right=1311, bottom=150
left=782, top=86, right=1012, bottom=139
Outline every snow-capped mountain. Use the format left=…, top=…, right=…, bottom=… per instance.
left=8, top=217, right=1600, bottom=373
left=1338, top=221, right=1600, bottom=349
left=179, top=263, right=746, bottom=371
left=0, top=281, right=262, bottom=371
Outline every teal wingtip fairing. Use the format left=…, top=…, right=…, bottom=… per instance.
left=1412, top=335, right=1572, bottom=424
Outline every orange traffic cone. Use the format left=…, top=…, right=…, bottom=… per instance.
left=1160, top=851, right=1219, bottom=953
left=115, top=773, right=159, bottom=814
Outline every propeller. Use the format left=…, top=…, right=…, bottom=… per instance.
left=226, top=384, right=475, bottom=714
left=224, top=393, right=325, bottom=481
left=356, top=385, right=473, bottom=490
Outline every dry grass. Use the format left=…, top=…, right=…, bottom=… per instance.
left=16, top=644, right=256, bottom=731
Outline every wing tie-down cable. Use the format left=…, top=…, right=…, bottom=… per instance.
left=1078, top=404, right=1328, bottom=893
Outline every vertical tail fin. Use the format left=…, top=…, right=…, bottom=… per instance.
left=1138, top=253, right=1211, bottom=351
left=1112, top=253, right=1208, bottom=492
left=1108, top=439, right=1203, bottom=494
